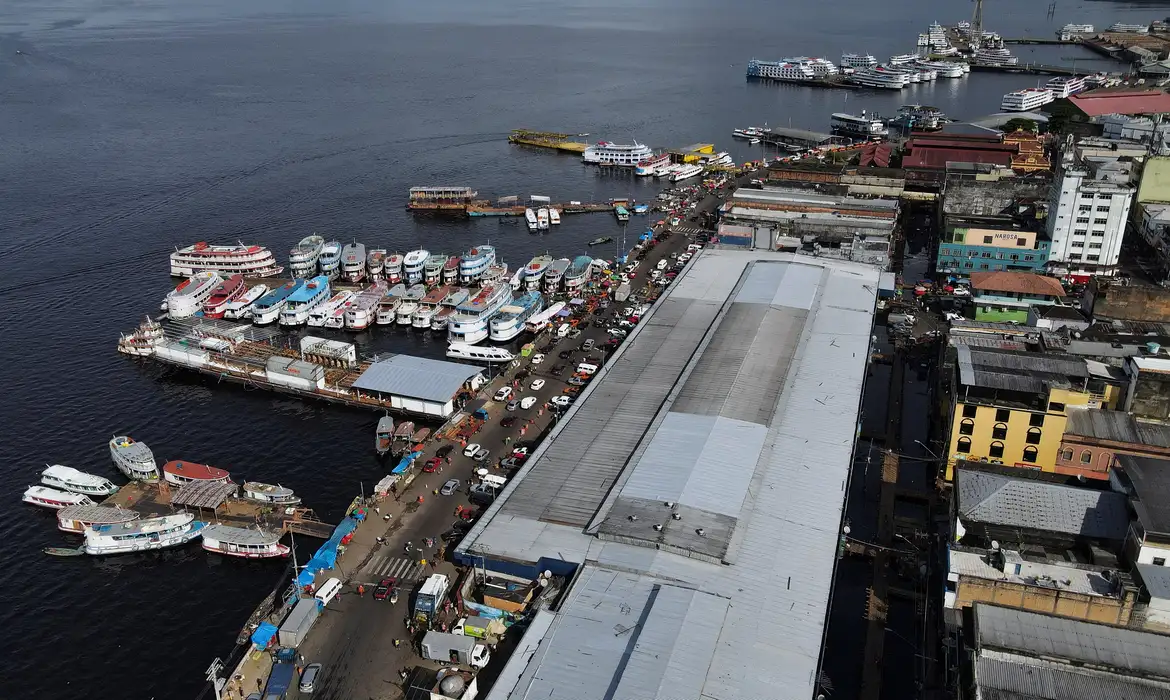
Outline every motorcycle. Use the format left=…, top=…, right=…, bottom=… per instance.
left=390, top=588, right=399, bottom=605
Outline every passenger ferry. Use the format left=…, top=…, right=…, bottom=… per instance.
left=202, top=274, right=247, bottom=319
left=84, top=513, right=206, bottom=556
left=510, top=268, right=524, bottom=291
left=615, top=205, right=631, bottom=222
left=973, top=46, right=1018, bottom=66
left=480, top=263, right=508, bottom=285
left=778, top=56, right=838, bottom=76
left=251, top=279, right=306, bottom=325
left=564, top=255, right=593, bottom=291
left=57, top=504, right=140, bottom=534
left=1046, top=75, right=1087, bottom=98
left=460, top=246, right=496, bottom=283
left=447, top=343, right=516, bottom=363
left=733, top=126, right=768, bottom=139
left=1001, top=88, right=1053, bottom=112
left=544, top=258, right=570, bottom=293
left=23, top=486, right=95, bottom=510
left=525, top=301, right=566, bottom=333
left=344, top=280, right=388, bottom=330
left=376, top=296, right=401, bottom=326
left=635, top=152, right=671, bottom=176
left=525, top=208, right=539, bottom=231
left=442, top=256, right=461, bottom=285
left=403, top=249, right=429, bottom=284
left=41, top=465, right=119, bottom=497
left=424, top=254, right=449, bottom=286
left=914, top=60, right=964, bottom=78
left=523, top=255, right=553, bottom=292
left=307, top=290, right=355, bottom=328
left=242, top=482, right=302, bottom=506
left=746, top=59, right=816, bottom=82
left=162, top=460, right=232, bottom=486
left=396, top=298, right=420, bottom=325
left=341, top=242, right=367, bottom=283
left=888, top=53, right=921, bottom=65
left=385, top=253, right=404, bottom=283
left=109, top=435, right=159, bottom=481
left=165, top=271, right=222, bottom=319
left=449, top=283, right=513, bottom=344
left=850, top=67, right=909, bottom=89
left=318, top=241, right=343, bottom=279
left=672, top=164, right=703, bottom=181
left=431, top=288, right=470, bottom=331
left=413, top=286, right=450, bottom=329
left=880, top=64, right=921, bottom=83
left=200, top=524, right=290, bottom=559
left=222, top=284, right=268, bottom=320
left=831, top=112, right=889, bottom=139
left=283, top=277, right=340, bottom=329
left=490, top=291, right=544, bottom=342
left=366, top=248, right=386, bottom=278
left=169, top=242, right=283, bottom=278
left=536, top=208, right=550, bottom=230
left=840, top=53, right=877, bottom=69
left=288, top=235, right=325, bottom=278
left=549, top=208, right=561, bottom=225
left=582, top=140, right=655, bottom=165
left=323, top=291, right=356, bottom=329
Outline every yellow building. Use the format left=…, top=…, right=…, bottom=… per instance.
left=945, top=347, right=1120, bottom=480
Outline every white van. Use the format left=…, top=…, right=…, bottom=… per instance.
left=315, top=577, right=343, bottom=607
left=576, top=363, right=599, bottom=375
left=555, top=323, right=571, bottom=339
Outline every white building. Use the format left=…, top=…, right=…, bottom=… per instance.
left=1045, top=144, right=1136, bottom=280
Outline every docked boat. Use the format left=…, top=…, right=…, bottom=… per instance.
left=403, top=249, right=429, bottom=284
left=117, top=317, right=165, bottom=357
left=242, top=482, right=302, bottom=506
left=57, top=504, right=140, bottom=534
left=412, top=286, right=450, bottom=329
left=162, top=460, right=232, bottom=486
left=323, top=292, right=356, bottom=329
left=523, top=255, right=553, bottom=292
left=447, top=343, right=516, bottom=363
left=222, top=284, right=268, bottom=320
left=745, top=59, right=816, bottom=82
left=536, top=208, right=550, bottom=230
left=279, top=275, right=331, bottom=327
left=588, top=236, right=613, bottom=247
left=509, top=268, right=524, bottom=291
left=201, top=274, right=247, bottom=319
left=635, top=152, right=671, bottom=176
left=23, top=486, right=95, bottom=510
left=307, top=290, right=355, bottom=328
left=109, top=435, right=160, bottom=482
left=524, top=208, right=539, bottom=231
left=41, top=465, right=119, bottom=497
left=831, top=112, right=889, bottom=139
left=251, top=279, right=306, bottom=325
left=318, top=241, right=343, bottom=279
left=431, top=307, right=455, bottom=331
left=200, top=524, right=290, bottom=558
left=914, top=60, right=964, bottom=78
left=431, top=288, right=469, bottom=331
left=1046, top=75, right=1087, bottom=99
left=544, top=258, right=570, bottom=293
left=83, top=512, right=206, bottom=556
left=480, top=263, right=508, bottom=285
left=424, top=254, right=449, bottom=286
left=344, top=280, right=389, bottom=330
left=973, top=46, right=1018, bottom=67
left=548, top=208, right=561, bottom=225
left=460, top=246, right=496, bottom=283
left=840, top=53, right=877, bottom=69
left=442, top=256, right=461, bottom=285
left=165, top=271, right=222, bottom=319
left=732, top=126, right=768, bottom=139
left=367, top=248, right=387, bottom=278
left=614, top=205, right=630, bottom=222
left=396, top=299, right=419, bottom=325
left=385, top=253, right=404, bottom=283
left=375, top=295, right=402, bottom=326
left=170, top=242, right=283, bottom=278
left=889, top=53, right=921, bottom=65
left=672, top=164, right=704, bottom=181
left=490, top=291, right=544, bottom=342
left=376, top=415, right=394, bottom=456
left=448, top=283, right=513, bottom=344
left=850, top=67, right=908, bottom=89
left=288, top=235, right=325, bottom=277
left=564, top=255, right=593, bottom=290
left=393, top=421, right=416, bottom=453
left=583, top=140, right=655, bottom=165
left=341, top=242, right=367, bottom=283
left=886, top=105, right=947, bottom=132
left=1001, top=88, right=1053, bottom=112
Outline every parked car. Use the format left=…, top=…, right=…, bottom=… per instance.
left=423, top=457, right=442, bottom=473
left=581, top=339, right=595, bottom=352
left=462, top=443, right=481, bottom=457
left=520, top=396, right=537, bottom=409
left=500, top=416, right=517, bottom=428
left=531, top=353, right=545, bottom=365
left=506, top=399, right=519, bottom=411
left=568, top=376, right=587, bottom=386
left=567, top=328, right=582, bottom=339
left=373, top=577, right=396, bottom=601
left=440, top=479, right=461, bottom=496
left=499, top=457, right=522, bottom=470
left=473, top=447, right=491, bottom=462
left=593, top=319, right=606, bottom=328
left=530, top=378, right=546, bottom=391
left=300, top=664, right=322, bottom=693
left=548, top=395, right=572, bottom=409
left=512, top=446, right=530, bottom=459
left=436, top=444, right=453, bottom=458
left=558, top=349, right=573, bottom=359
left=609, top=327, right=628, bottom=338
left=494, top=386, right=512, bottom=402
left=550, top=364, right=566, bottom=375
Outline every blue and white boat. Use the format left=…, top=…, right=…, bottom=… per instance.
left=543, top=258, right=571, bottom=294
left=490, top=291, right=544, bottom=342
left=83, top=512, right=206, bottom=556
left=460, top=246, right=496, bottom=284
left=449, top=283, right=513, bottom=345
left=403, top=249, right=429, bottom=284
left=250, top=279, right=306, bottom=325
left=318, top=241, right=343, bottom=279
left=565, top=255, right=593, bottom=291
left=523, top=255, right=553, bottom=292
left=279, top=275, right=332, bottom=326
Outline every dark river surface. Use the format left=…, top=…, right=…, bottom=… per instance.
left=1, top=0, right=1167, bottom=697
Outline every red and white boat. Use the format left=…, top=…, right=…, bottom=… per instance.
left=57, top=504, right=141, bottom=534
left=200, top=524, right=290, bottom=558
left=201, top=274, right=247, bottom=318
left=169, top=241, right=284, bottom=278
left=23, top=486, right=94, bottom=510
left=385, top=253, right=404, bottom=283
left=162, top=460, right=232, bottom=486
left=163, top=271, right=222, bottom=319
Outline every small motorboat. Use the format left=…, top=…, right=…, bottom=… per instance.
left=376, top=415, right=394, bottom=456
left=23, top=486, right=95, bottom=510
left=588, top=236, right=613, bottom=246
left=44, top=546, right=86, bottom=557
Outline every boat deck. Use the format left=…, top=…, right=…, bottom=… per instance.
left=101, top=482, right=333, bottom=536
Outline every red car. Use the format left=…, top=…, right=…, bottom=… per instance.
left=373, top=577, right=396, bottom=601
left=423, top=457, right=442, bottom=473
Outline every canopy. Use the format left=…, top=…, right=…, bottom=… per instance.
left=569, top=298, right=585, bottom=305
left=392, top=450, right=422, bottom=474
left=251, top=621, right=278, bottom=649
left=557, top=309, right=571, bottom=317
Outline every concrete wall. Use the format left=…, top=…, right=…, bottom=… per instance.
left=1087, top=282, right=1170, bottom=322
left=953, top=576, right=1135, bottom=625
left=1130, top=373, right=1170, bottom=421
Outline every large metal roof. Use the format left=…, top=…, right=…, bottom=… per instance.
left=974, top=656, right=1170, bottom=700
left=956, top=468, right=1129, bottom=540
left=351, top=355, right=482, bottom=403
left=1066, top=408, right=1170, bottom=448
left=1116, top=455, right=1170, bottom=536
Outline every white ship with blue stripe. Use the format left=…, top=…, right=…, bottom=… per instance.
left=489, top=291, right=544, bottom=342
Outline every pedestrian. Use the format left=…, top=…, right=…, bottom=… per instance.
left=257, top=677, right=263, bottom=690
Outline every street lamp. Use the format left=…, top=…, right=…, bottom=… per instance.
left=895, top=532, right=922, bottom=552
left=914, top=439, right=942, bottom=461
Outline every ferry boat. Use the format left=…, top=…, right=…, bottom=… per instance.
left=536, top=208, right=550, bottom=230
left=746, top=59, right=816, bottom=82
left=392, top=421, right=415, bottom=454
left=403, top=249, right=429, bottom=284
left=544, top=258, right=570, bottom=293
left=635, top=152, right=671, bottom=176
left=250, top=279, right=306, bottom=325
left=344, top=280, right=389, bottom=330
left=396, top=298, right=419, bottom=325
left=164, top=271, right=222, bottom=319
left=973, top=46, right=1018, bottom=66
left=442, top=256, right=461, bottom=285
left=57, top=504, right=140, bottom=534
left=1046, top=75, right=1087, bottom=99
left=525, top=301, right=566, bottom=333
left=162, top=460, right=232, bottom=485
left=672, top=164, right=704, bottom=181
left=1058, top=23, right=1093, bottom=40
left=480, top=263, right=508, bottom=285
left=733, top=126, right=768, bottom=139
left=582, top=140, right=655, bottom=165
left=413, top=286, right=450, bottom=329
left=704, top=152, right=733, bottom=167
left=279, top=276, right=331, bottom=327
left=170, top=242, right=283, bottom=278
left=318, top=241, right=343, bottom=279
left=323, top=291, right=356, bottom=329
left=385, top=253, right=404, bottom=283
left=341, top=242, right=367, bottom=283
left=41, top=465, right=119, bottom=497
left=242, top=482, right=301, bottom=506
left=222, top=284, right=268, bottom=320
left=850, top=67, right=908, bottom=89
left=449, top=283, right=513, bottom=344
left=431, top=307, right=455, bottom=331
left=831, top=112, right=889, bottom=139
left=200, top=524, right=290, bottom=558
left=887, top=105, right=946, bottom=132
left=490, top=291, right=544, bottom=342
left=83, top=512, right=206, bottom=556
left=460, top=246, right=496, bottom=283
left=914, top=60, right=964, bottom=78
left=840, top=53, right=877, bottom=69
left=1109, top=22, right=1148, bottom=33
left=1001, top=88, right=1053, bottom=112
left=510, top=269, right=524, bottom=291
left=376, top=296, right=401, bottom=326
left=376, top=415, right=394, bottom=456
left=288, top=235, right=325, bottom=277
left=424, top=254, right=449, bottom=286
left=431, top=288, right=470, bottom=331
left=779, top=57, right=838, bottom=76
left=879, top=64, right=921, bottom=83
left=889, top=53, right=921, bottom=65
left=523, top=255, right=553, bottom=291
left=201, top=274, right=246, bottom=319
left=447, top=343, right=516, bottom=363
left=117, top=316, right=165, bottom=357
left=367, top=248, right=387, bottom=278
left=525, top=208, right=539, bottom=231
left=549, top=208, right=561, bottom=225
left=307, top=290, right=355, bottom=328
left=109, top=435, right=160, bottom=482
left=565, top=255, right=593, bottom=290
left=24, top=486, right=95, bottom=510
left=588, top=236, right=613, bottom=247
left=914, top=66, right=938, bottom=82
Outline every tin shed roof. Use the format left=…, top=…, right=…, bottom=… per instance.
left=352, top=355, right=481, bottom=403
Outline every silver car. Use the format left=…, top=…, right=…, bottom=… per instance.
left=440, top=479, right=461, bottom=496
left=299, top=663, right=322, bottom=693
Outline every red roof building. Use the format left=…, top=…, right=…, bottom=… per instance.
left=1067, top=89, right=1170, bottom=117
left=902, top=135, right=1017, bottom=170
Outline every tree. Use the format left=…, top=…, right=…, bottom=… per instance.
left=1002, top=118, right=1039, bottom=133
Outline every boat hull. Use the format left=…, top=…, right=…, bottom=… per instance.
left=202, top=541, right=290, bottom=558
left=84, top=523, right=205, bottom=556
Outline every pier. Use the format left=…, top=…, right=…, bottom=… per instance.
left=466, top=201, right=613, bottom=217
left=507, top=129, right=588, bottom=153
left=968, top=62, right=1082, bottom=76
left=747, top=74, right=860, bottom=90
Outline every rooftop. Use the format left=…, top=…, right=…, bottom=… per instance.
left=956, top=468, right=1129, bottom=540
left=949, top=548, right=1121, bottom=597
left=1065, top=408, right=1170, bottom=448
left=973, top=654, right=1170, bottom=700
left=957, top=346, right=1088, bottom=394
left=1139, top=562, right=1170, bottom=600
left=1115, top=454, right=1170, bottom=536
left=351, top=355, right=482, bottom=403
left=1068, top=88, right=1170, bottom=117
left=970, top=271, right=1066, bottom=298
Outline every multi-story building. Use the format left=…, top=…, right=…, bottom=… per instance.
left=936, top=226, right=1050, bottom=274
left=1057, top=408, right=1170, bottom=479
left=969, top=270, right=1066, bottom=322
left=1113, top=454, right=1170, bottom=568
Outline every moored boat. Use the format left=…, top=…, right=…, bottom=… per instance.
left=201, top=274, right=247, bottom=319
left=524, top=208, right=539, bottom=231
left=480, top=263, right=508, bottom=285
left=288, top=235, right=325, bottom=278
left=308, top=290, right=355, bottom=328
left=442, top=256, right=461, bottom=285
left=385, top=253, right=404, bottom=283
left=162, top=460, right=232, bottom=486
left=341, top=242, right=367, bottom=283
left=41, top=465, right=119, bottom=497
left=242, top=482, right=302, bottom=506
left=424, top=253, right=449, bottom=286
left=57, top=503, right=140, bottom=534
left=536, top=208, right=550, bottom=230
left=447, top=343, right=516, bottom=363
left=279, top=275, right=331, bottom=327
left=367, top=248, right=387, bottom=278
left=109, top=436, right=159, bottom=481
left=318, top=241, right=343, bottom=279
left=396, top=299, right=419, bottom=325
left=431, top=306, right=456, bottom=331
left=200, top=524, right=290, bottom=558
left=588, top=236, right=613, bottom=247
left=448, top=283, right=513, bottom=344
left=165, top=271, right=223, bottom=319
left=549, top=208, right=561, bottom=225
left=117, top=316, right=166, bottom=356
left=523, top=255, right=553, bottom=292
left=403, top=249, right=429, bottom=284
left=393, top=421, right=415, bottom=452
left=460, top=246, right=496, bottom=283
left=170, top=242, right=283, bottom=278
left=376, top=415, right=394, bottom=456
left=544, top=258, right=570, bottom=293
left=565, top=255, right=593, bottom=290
left=344, top=280, right=389, bottom=330
left=250, top=279, right=306, bottom=325
left=376, top=296, right=402, bottom=326
left=222, top=284, right=268, bottom=320
left=23, top=486, right=95, bottom=510
left=489, top=291, right=544, bottom=342
left=413, top=286, right=450, bottom=329
left=83, top=512, right=206, bottom=556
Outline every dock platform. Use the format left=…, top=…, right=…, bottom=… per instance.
left=748, top=74, right=860, bottom=90
left=508, top=129, right=588, bottom=153
left=466, top=202, right=612, bottom=217
left=102, top=481, right=334, bottom=535
left=968, top=63, right=1081, bottom=76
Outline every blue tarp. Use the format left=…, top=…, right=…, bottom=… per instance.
left=392, top=451, right=422, bottom=475
left=251, top=621, right=279, bottom=649
left=463, top=601, right=509, bottom=620
left=294, top=515, right=363, bottom=586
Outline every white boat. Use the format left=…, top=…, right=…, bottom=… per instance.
left=746, top=59, right=816, bottom=82
left=544, top=258, right=570, bottom=294
left=318, top=241, right=343, bottom=279
left=582, top=140, right=655, bottom=165
left=460, top=246, right=496, bottom=283
left=914, top=60, right=964, bottom=78
left=447, top=343, right=516, bottom=363
left=403, top=249, right=429, bottom=284
left=510, top=268, right=524, bottom=291
left=850, top=67, right=908, bottom=89
left=448, top=283, right=513, bottom=345
left=412, top=286, right=450, bottom=329
left=278, top=275, right=331, bottom=327
left=423, top=253, right=448, bottom=286
left=341, top=242, right=367, bottom=283
left=57, top=504, right=140, bottom=534
left=1059, top=23, right=1094, bottom=40
left=251, top=279, right=306, bottom=325
left=376, top=296, right=401, bottom=326
left=170, top=242, right=283, bottom=278
left=635, top=152, right=671, bottom=175
left=201, top=274, right=247, bottom=319
left=442, top=256, right=460, bottom=285
left=162, top=460, right=232, bottom=485
left=385, top=253, right=404, bottom=283
left=117, top=317, right=165, bottom=357
left=288, top=235, right=325, bottom=278
left=490, top=291, right=544, bottom=342
left=524, top=255, right=553, bottom=291
left=564, top=256, right=593, bottom=291
left=537, top=208, right=550, bottom=230
left=431, top=307, right=455, bottom=331
left=840, top=53, right=877, bottom=69
left=549, top=208, right=561, bottom=225
left=83, top=512, right=206, bottom=556
left=222, top=284, right=268, bottom=320
left=324, top=293, right=355, bottom=329
left=164, top=271, right=222, bottom=319
left=733, top=126, right=767, bottom=139
left=480, top=263, right=508, bottom=285
left=109, top=436, right=160, bottom=482
left=525, top=208, right=539, bottom=231
left=705, top=152, right=733, bottom=166
left=23, top=486, right=95, bottom=510
left=200, top=524, right=290, bottom=559
left=831, top=112, right=889, bottom=139
left=367, top=248, right=387, bottom=278
left=307, top=290, right=355, bottom=328
left=525, top=301, right=567, bottom=333
left=242, top=482, right=302, bottom=506
left=396, top=300, right=419, bottom=325
left=344, top=280, right=389, bottom=330
left=41, top=465, right=119, bottom=497
left=777, top=56, right=838, bottom=76
left=889, top=53, right=920, bottom=65
left=973, top=46, right=1018, bottom=67
left=672, top=164, right=704, bottom=181
left=880, top=64, right=921, bottom=83
left=1046, top=75, right=1087, bottom=99
left=1001, top=88, right=1054, bottom=112
left=1109, top=22, right=1148, bottom=33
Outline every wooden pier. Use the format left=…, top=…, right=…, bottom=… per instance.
left=968, top=62, right=1081, bottom=76
left=508, top=129, right=588, bottom=153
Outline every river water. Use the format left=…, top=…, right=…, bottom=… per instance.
left=1, top=0, right=1167, bottom=697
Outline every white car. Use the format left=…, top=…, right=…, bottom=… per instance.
left=520, top=396, right=537, bottom=410
left=531, top=353, right=545, bottom=365
left=952, top=286, right=971, bottom=297
left=656, top=259, right=668, bottom=270
left=530, top=379, right=546, bottom=391
left=494, top=386, right=512, bottom=402
left=609, top=327, right=628, bottom=338
left=463, top=443, right=481, bottom=457
left=548, top=395, right=571, bottom=408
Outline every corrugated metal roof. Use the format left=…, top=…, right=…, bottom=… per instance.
left=1069, top=89, right=1170, bottom=117
left=956, top=468, right=1129, bottom=539
left=1116, top=455, right=1170, bottom=536
left=351, top=355, right=481, bottom=403
left=975, top=655, right=1170, bottom=700
left=1138, top=563, right=1170, bottom=601
left=1065, top=409, right=1170, bottom=448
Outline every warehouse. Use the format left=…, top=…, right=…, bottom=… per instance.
left=351, top=355, right=484, bottom=418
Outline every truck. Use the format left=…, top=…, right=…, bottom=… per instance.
left=263, top=662, right=296, bottom=700
left=453, top=615, right=492, bottom=639
left=614, top=282, right=631, bottom=302
left=413, top=573, right=451, bottom=625
left=421, top=630, right=491, bottom=669
left=277, top=597, right=320, bottom=648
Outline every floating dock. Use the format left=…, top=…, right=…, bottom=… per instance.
left=508, top=129, right=588, bottom=153
left=747, top=73, right=860, bottom=91
left=407, top=186, right=479, bottom=213
left=466, top=202, right=611, bottom=217
left=968, top=63, right=1081, bottom=76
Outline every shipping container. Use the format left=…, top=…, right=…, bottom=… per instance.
left=277, top=598, right=320, bottom=648
left=266, top=356, right=325, bottom=391
left=153, top=341, right=210, bottom=368
left=715, top=235, right=753, bottom=248
left=421, top=630, right=491, bottom=668
left=263, top=662, right=296, bottom=700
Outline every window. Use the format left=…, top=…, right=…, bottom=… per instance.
left=963, top=261, right=973, bottom=269
left=980, top=264, right=989, bottom=270
left=1080, top=450, right=1092, bottom=464
left=983, top=235, right=993, bottom=244
left=1050, top=402, right=1065, bottom=412
left=1061, top=448, right=1074, bottom=461
left=1072, top=241, right=1084, bottom=248
left=1030, top=414, right=1045, bottom=427
left=1026, top=427, right=1042, bottom=445
left=1024, top=255, right=1035, bottom=262
left=1016, top=237, right=1026, bottom=246
left=954, top=233, right=965, bottom=243
left=963, top=405, right=978, bottom=419
left=1155, top=558, right=1167, bottom=567
left=1073, top=230, right=1087, bottom=238
left=992, top=423, right=1009, bottom=440
left=957, top=437, right=971, bottom=453
left=1022, top=446, right=1038, bottom=462
left=1076, top=217, right=1090, bottom=224
left=960, top=418, right=975, bottom=436
left=1089, top=242, right=1102, bottom=249
left=1078, top=205, right=1092, bottom=212
left=995, top=408, right=1011, bottom=422
left=1094, top=218, right=1108, bottom=225
left=990, top=442, right=1005, bottom=459
left=996, top=253, right=1004, bottom=260
left=1069, top=254, right=1082, bottom=260
left=981, top=252, right=992, bottom=258
left=1088, top=255, right=1100, bottom=262
left=1091, top=230, right=1104, bottom=237
left=1010, top=254, right=1019, bottom=261
left=1100, top=194, right=1113, bottom=200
